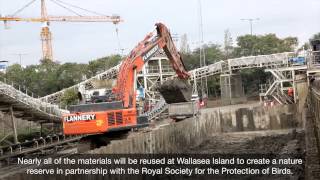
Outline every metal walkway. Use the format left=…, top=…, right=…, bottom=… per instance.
left=189, top=52, right=293, bottom=80
left=40, top=64, right=121, bottom=104
left=0, top=81, right=68, bottom=123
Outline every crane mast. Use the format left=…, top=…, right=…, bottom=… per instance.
left=0, top=0, right=123, bottom=61
left=40, top=0, right=52, bottom=60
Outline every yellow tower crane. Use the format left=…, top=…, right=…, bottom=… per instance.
left=0, top=0, right=122, bottom=61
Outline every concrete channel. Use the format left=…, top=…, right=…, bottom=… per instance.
left=89, top=103, right=299, bottom=154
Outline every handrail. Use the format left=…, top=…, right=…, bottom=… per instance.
left=0, top=80, right=68, bottom=117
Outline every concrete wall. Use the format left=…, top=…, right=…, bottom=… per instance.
left=305, top=84, right=320, bottom=179
left=296, top=74, right=308, bottom=109
left=220, top=74, right=247, bottom=105
left=90, top=103, right=298, bottom=154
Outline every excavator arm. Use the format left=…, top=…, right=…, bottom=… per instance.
left=113, top=23, right=191, bottom=108
left=156, top=23, right=190, bottom=79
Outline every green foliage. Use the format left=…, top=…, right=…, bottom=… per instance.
left=60, top=89, right=79, bottom=107
left=56, top=63, right=87, bottom=91
left=3, top=54, right=122, bottom=97
left=5, top=64, right=25, bottom=85
left=181, top=44, right=224, bottom=70
left=240, top=69, right=268, bottom=95
left=207, top=76, right=220, bottom=97
left=38, top=60, right=60, bottom=95
left=233, top=34, right=298, bottom=57
left=86, top=55, right=122, bottom=77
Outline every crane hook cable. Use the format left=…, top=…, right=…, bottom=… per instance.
left=54, top=0, right=110, bottom=17
left=11, top=0, right=37, bottom=16
left=49, top=0, right=82, bottom=16
left=115, top=24, right=123, bottom=55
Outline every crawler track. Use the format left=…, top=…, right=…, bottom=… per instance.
left=0, top=134, right=82, bottom=161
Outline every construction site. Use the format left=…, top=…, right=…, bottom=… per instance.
left=0, top=0, right=319, bottom=179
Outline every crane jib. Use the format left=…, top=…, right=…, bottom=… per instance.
left=142, top=45, right=160, bottom=62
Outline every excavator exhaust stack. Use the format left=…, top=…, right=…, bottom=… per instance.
left=158, top=79, right=192, bottom=104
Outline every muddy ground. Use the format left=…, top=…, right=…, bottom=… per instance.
left=187, top=129, right=305, bottom=154
left=186, top=129, right=305, bottom=180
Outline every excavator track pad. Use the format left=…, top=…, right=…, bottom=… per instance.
left=158, top=79, right=192, bottom=104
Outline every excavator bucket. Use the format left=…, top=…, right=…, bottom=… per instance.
left=158, top=79, right=192, bottom=104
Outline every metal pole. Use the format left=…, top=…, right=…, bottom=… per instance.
left=19, top=54, right=22, bottom=66
left=292, top=70, right=296, bottom=103
left=2, top=118, right=5, bottom=137
left=198, top=0, right=208, bottom=98
left=249, top=20, right=253, bottom=36
left=229, top=75, right=232, bottom=104
left=40, top=123, right=43, bottom=137
left=9, top=106, right=18, bottom=144
left=158, top=58, right=163, bottom=82
left=241, top=18, right=260, bottom=35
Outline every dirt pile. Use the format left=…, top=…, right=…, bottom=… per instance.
left=157, top=79, right=192, bottom=103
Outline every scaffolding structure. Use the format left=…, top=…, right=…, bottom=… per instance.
left=137, top=51, right=175, bottom=105
left=0, top=79, right=68, bottom=144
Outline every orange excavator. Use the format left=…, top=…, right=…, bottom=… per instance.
left=63, top=23, right=191, bottom=135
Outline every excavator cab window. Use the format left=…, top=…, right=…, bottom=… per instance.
left=92, top=91, right=100, bottom=96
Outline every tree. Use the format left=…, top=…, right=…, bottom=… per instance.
left=60, top=89, right=79, bottom=107
left=22, top=65, right=42, bottom=96
left=233, top=34, right=298, bottom=57
left=36, top=59, right=60, bottom=96
left=1, top=54, right=122, bottom=97
left=5, top=64, right=25, bottom=85
left=86, top=55, right=122, bottom=77
left=56, top=63, right=87, bottom=91
left=281, top=37, right=298, bottom=52
left=204, top=44, right=224, bottom=64
left=182, top=43, right=224, bottom=70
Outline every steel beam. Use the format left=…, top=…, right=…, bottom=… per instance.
left=9, top=106, right=18, bottom=144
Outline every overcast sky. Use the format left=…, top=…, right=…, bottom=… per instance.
left=0, top=0, right=319, bottom=65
